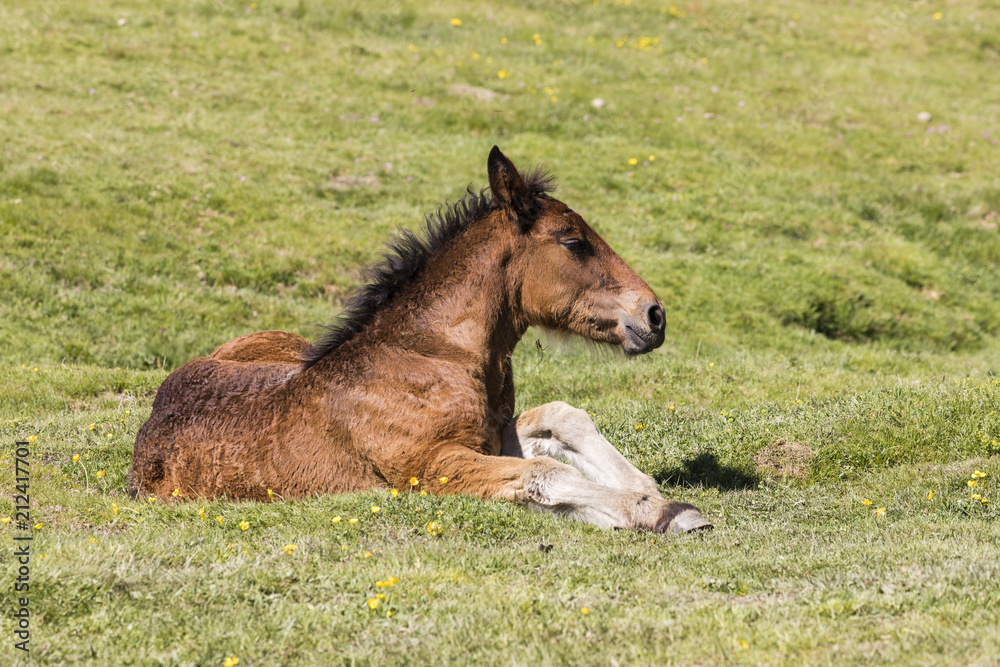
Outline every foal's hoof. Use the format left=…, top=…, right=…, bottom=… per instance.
left=655, top=503, right=713, bottom=533
left=668, top=509, right=713, bottom=533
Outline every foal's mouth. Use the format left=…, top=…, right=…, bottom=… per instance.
left=623, top=323, right=664, bottom=356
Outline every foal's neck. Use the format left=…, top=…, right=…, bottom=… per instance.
left=315, top=212, right=526, bottom=413
left=413, top=217, right=525, bottom=374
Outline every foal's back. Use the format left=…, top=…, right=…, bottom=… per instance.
left=210, top=330, right=310, bottom=363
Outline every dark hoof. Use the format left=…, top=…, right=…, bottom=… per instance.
left=668, top=508, right=713, bottom=533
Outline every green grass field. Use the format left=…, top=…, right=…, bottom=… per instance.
left=2, top=0, right=1000, bottom=664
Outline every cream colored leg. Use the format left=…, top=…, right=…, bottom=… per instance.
left=423, top=444, right=709, bottom=533
left=502, top=401, right=662, bottom=497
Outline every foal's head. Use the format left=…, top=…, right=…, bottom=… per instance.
left=490, top=147, right=666, bottom=356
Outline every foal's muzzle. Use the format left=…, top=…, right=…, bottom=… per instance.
left=622, top=299, right=666, bottom=356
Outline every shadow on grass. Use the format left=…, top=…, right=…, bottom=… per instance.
left=654, top=452, right=759, bottom=491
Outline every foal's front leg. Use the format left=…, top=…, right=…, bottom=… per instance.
left=502, top=401, right=661, bottom=497
left=422, top=445, right=710, bottom=533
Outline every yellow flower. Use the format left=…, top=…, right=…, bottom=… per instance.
left=668, top=405, right=675, bottom=411
left=0, top=517, right=10, bottom=524
left=27, top=435, right=36, bottom=444
left=376, top=593, right=386, bottom=600
left=89, top=537, right=97, bottom=543
left=971, top=493, right=982, bottom=500
left=500, top=37, right=507, bottom=44
left=34, top=523, right=43, bottom=529
left=439, top=477, right=448, bottom=484
left=968, top=480, right=978, bottom=488
left=364, top=551, right=372, bottom=558
left=649, top=155, right=656, bottom=161
left=112, top=504, right=119, bottom=515
left=862, top=499, right=872, bottom=506
left=628, top=158, right=638, bottom=166
left=581, top=607, right=590, bottom=614
left=367, top=598, right=380, bottom=609
left=267, top=488, right=274, bottom=499
left=72, top=454, right=81, bottom=463
left=427, top=521, right=442, bottom=536
left=371, top=505, right=381, bottom=513
left=332, top=516, right=342, bottom=523
left=387, top=610, right=393, bottom=617
left=450, top=18, right=461, bottom=26
left=926, top=491, right=934, bottom=500
left=390, top=488, right=399, bottom=497
left=223, top=657, right=240, bottom=667
left=96, top=470, right=105, bottom=478
left=349, top=517, right=359, bottom=524
left=409, top=477, right=420, bottom=486
left=216, top=516, right=224, bottom=525
left=89, top=424, right=95, bottom=431
left=199, top=507, right=206, bottom=520
left=282, top=544, right=297, bottom=555
left=874, top=507, right=886, bottom=517
left=972, top=470, right=987, bottom=478
left=147, top=496, right=157, bottom=503
left=981, top=498, right=990, bottom=505
left=239, top=521, right=249, bottom=531
left=420, top=490, right=427, bottom=496
left=932, top=12, right=942, bottom=20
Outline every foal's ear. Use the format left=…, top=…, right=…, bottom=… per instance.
left=488, top=145, right=532, bottom=224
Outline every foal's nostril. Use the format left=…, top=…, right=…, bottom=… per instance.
left=647, top=304, right=665, bottom=333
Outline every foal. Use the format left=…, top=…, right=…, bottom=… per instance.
left=130, top=147, right=710, bottom=533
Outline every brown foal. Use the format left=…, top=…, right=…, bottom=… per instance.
left=129, top=147, right=711, bottom=533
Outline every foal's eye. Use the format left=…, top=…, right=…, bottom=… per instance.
left=560, top=238, right=589, bottom=257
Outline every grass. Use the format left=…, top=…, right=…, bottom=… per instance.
left=2, top=0, right=1000, bottom=664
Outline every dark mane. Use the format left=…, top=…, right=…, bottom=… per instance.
left=302, top=168, right=553, bottom=367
